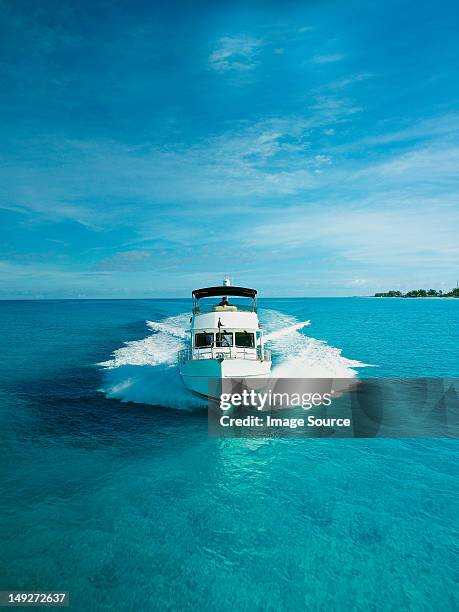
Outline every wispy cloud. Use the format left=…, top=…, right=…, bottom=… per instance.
left=209, top=36, right=262, bottom=72
left=353, top=145, right=459, bottom=182
left=326, top=73, right=373, bottom=90
left=312, top=53, right=345, bottom=64
left=308, top=95, right=364, bottom=122
left=356, top=113, right=459, bottom=147
left=97, top=250, right=152, bottom=271
left=349, top=278, right=370, bottom=286
left=246, top=197, right=459, bottom=267
left=1, top=100, right=362, bottom=227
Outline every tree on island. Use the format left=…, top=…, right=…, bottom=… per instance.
left=374, top=290, right=402, bottom=297
left=405, top=289, right=427, bottom=297
left=374, top=287, right=458, bottom=298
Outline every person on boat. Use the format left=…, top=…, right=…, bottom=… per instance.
left=218, top=296, right=229, bottom=307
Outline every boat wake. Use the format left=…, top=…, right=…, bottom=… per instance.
left=262, top=310, right=368, bottom=378
left=98, top=316, right=204, bottom=410
left=99, top=310, right=369, bottom=409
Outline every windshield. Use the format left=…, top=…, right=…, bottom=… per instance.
left=194, top=296, right=256, bottom=313
left=216, top=332, right=233, bottom=347
left=235, top=332, right=255, bottom=348
left=194, top=332, right=214, bottom=348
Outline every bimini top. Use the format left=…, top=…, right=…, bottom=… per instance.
left=192, top=286, right=257, bottom=300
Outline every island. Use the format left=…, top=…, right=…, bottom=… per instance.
left=374, top=288, right=459, bottom=298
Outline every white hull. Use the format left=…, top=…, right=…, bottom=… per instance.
left=179, top=358, right=271, bottom=398
left=179, top=279, right=272, bottom=399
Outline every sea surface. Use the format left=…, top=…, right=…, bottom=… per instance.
left=1, top=298, right=458, bottom=610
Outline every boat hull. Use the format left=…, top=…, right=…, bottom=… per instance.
left=179, top=358, right=272, bottom=398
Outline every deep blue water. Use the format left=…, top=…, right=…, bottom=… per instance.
left=1, top=298, right=458, bottom=610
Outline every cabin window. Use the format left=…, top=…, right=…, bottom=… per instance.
left=216, top=332, right=233, bottom=347
left=194, top=332, right=214, bottom=348
left=235, top=331, right=255, bottom=348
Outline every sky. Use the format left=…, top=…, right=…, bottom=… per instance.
left=0, top=0, right=458, bottom=298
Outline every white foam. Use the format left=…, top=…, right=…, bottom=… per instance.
left=99, top=309, right=369, bottom=409
left=99, top=315, right=189, bottom=368
left=262, top=309, right=368, bottom=379
left=145, top=317, right=189, bottom=339
left=264, top=320, right=311, bottom=341
left=100, top=363, right=206, bottom=411
left=98, top=314, right=206, bottom=410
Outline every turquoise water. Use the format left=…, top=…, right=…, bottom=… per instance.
left=1, top=298, right=458, bottom=610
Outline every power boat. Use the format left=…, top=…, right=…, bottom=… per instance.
left=178, top=278, right=272, bottom=397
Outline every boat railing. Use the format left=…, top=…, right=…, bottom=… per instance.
left=178, top=348, right=193, bottom=363
left=263, top=348, right=272, bottom=362
left=192, top=304, right=256, bottom=314
left=177, top=347, right=272, bottom=364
